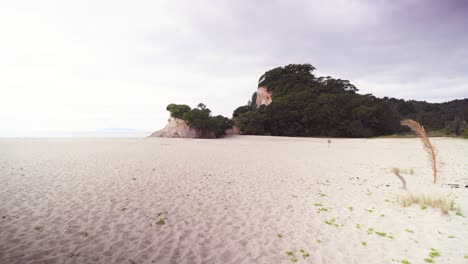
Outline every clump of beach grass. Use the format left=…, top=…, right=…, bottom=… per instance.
left=400, top=119, right=439, bottom=184
left=397, top=193, right=458, bottom=214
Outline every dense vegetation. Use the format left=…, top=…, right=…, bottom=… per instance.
left=234, top=64, right=468, bottom=137
left=166, top=103, right=232, bottom=137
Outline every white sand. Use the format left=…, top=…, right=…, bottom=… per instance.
left=0, top=136, right=467, bottom=264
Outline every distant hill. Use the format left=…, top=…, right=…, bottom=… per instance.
left=233, top=64, right=467, bottom=137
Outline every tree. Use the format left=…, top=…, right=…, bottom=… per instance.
left=197, top=103, right=207, bottom=110
left=166, top=104, right=191, bottom=119
left=453, top=116, right=464, bottom=135
left=233, top=105, right=252, bottom=118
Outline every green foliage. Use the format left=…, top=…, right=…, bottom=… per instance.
left=156, top=217, right=166, bottom=225
left=166, top=104, right=191, bottom=118
left=166, top=103, right=232, bottom=138
left=429, top=248, right=440, bottom=258
left=234, top=64, right=468, bottom=137
left=463, top=129, right=468, bottom=139
left=235, top=64, right=401, bottom=137
left=182, top=107, right=211, bottom=129
left=233, top=105, right=252, bottom=118
left=375, top=231, right=386, bottom=237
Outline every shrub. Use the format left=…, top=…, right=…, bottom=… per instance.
left=396, top=193, right=458, bottom=214
left=166, top=103, right=232, bottom=138
left=166, top=104, right=191, bottom=118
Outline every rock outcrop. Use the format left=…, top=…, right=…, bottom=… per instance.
left=225, top=124, right=240, bottom=135
left=255, top=86, right=272, bottom=107
left=150, top=117, right=215, bottom=138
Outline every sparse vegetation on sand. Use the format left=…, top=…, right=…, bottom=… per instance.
left=156, top=217, right=167, bottom=225
left=285, top=249, right=310, bottom=263
left=397, top=193, right=459, bottom=214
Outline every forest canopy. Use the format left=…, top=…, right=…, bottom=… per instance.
left=234, top=64, right=468, bottom=137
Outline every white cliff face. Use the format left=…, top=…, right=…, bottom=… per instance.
left=255, top=86, right=272, bottom=107
left=150, top=117, right=215, bottom=138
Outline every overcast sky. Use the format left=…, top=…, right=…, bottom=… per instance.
left=1, top=0, right=467, bottom=137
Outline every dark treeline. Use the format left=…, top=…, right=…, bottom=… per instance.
left=233, top=64, right=468, bottom=138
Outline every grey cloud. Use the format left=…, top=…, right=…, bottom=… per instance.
left=144, top=0, right=468, bottom=102
left=1, top=0, right=467, bottom=136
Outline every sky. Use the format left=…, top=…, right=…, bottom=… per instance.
left=1, top=0, right=467, bottom=137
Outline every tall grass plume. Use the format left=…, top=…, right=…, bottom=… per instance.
left=401, top=119, right=439, bottom=183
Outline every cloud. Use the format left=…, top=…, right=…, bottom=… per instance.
left=0, top=0, right=467, bottom=136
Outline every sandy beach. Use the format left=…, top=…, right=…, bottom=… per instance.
left=1, top=136, right=467, bottom=264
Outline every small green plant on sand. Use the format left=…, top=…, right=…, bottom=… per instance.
left=298, top=249, right=310, bottom=259
left=405, top=229, right=414, bottom=233
left=361, top=241, right=367, bottom=246
left=376, top=231, right=386, bottom=237
left=277, top=233, right=284, bottom=238
left=402, top=260, right=411, bottom=264
left=285, top=251, right=298, bottom=262
left=424, top=258, right=433, bottom=263
left=325, top=218, right=338, bottom=226
left=156, top=217, right=166, bottom=225
left=314, top=203, right=323, bottom=206
left=429, top=248, right=440, bottom=258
